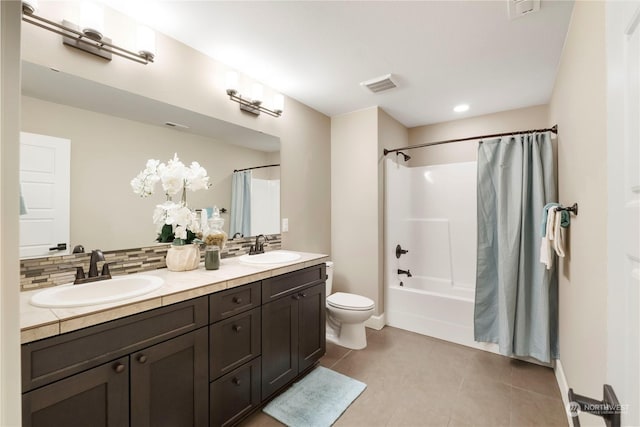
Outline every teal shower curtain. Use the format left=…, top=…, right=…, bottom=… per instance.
left=229, top=170, right=252, bottom=237
left=474, top=132, right=559, bottom=363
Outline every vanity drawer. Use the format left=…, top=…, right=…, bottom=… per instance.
left=261, top=264, right=326, bottom=303
left=22, top=297, right=208, bottom=392
left=209, top=281, right=261, bottom=323
left=210, top=307, right=261, bottom=381
left=210, top=357, right=261, bottom=427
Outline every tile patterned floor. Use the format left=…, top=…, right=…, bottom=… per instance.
left=240, top=326, right=568, bottom=427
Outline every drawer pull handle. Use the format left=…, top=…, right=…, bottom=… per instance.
left=292, top=294, right=300, bottom=300
left=232, top=325, right=242, bottom=333
left=299, top=293, right=307, bottom=298
left=232, top=296, right=243, bottom=304
left=232, top=377, right=241, bottom=386
left=113, top=363, right=125, bottom=373
left=137, top=355, right=148, bottom=364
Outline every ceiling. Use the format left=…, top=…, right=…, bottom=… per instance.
left=103, top=1, right=574, bottom=128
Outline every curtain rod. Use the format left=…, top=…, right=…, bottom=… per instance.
left=383, top=124, right=558, bottom=156
left=233, top=163, right=280, bottom=173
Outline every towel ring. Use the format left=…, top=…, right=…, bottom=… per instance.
left=557, top=203, right=578, bottom=216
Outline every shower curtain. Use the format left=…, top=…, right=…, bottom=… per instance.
left=474, top=132, right=558, bottom=363
left=229, top=170, right=252, bottom=237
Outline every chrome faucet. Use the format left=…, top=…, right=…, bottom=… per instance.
left=249, top=234, right=266, bottom=255
left=74, top=249, right=112, bottom=285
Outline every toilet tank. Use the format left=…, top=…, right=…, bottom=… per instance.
left=325, top=261, right=333, bottom=295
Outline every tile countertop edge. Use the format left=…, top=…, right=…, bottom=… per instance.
left=20, top=251, right=329, bottom=344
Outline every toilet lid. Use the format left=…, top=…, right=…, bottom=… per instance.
left=327, top=292, right=375, bottom=311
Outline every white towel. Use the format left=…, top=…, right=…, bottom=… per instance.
left=553, top=209, right=565, bottom=258
left=539, top=207, right=557, bottom=270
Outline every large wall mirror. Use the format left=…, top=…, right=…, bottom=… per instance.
left=20, top=61, right=281, bottom=258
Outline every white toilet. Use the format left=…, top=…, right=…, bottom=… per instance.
left=325, top=261, right=375, bottom=350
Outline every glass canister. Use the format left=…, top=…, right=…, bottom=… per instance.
left=205, top=245, right=220, bottom=270
left=205, top=206, right=228, bottom=250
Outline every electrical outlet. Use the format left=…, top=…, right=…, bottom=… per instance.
left=282, top=218, right=289, bottom=232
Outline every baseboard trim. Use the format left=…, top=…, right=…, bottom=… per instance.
left=555, top=359, right=572, bottom=426
left=365, top=313, right=386, bottom=330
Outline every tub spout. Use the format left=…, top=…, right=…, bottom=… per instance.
left=397, top=268, right=412, bottom=277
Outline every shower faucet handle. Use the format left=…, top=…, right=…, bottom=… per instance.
left=395, top=244, right=409, bottom=259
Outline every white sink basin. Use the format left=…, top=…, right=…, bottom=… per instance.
left=30, top=275, right=164, bottom=308
left=238, top=251, right=301, bottom=265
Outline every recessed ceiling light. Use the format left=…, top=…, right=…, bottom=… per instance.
left=453, top=104, right=469, bottom=113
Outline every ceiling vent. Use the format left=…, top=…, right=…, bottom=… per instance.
left=508, top=0, right=540, bottom=20
left=164, top=121, right=189, bottom=129
left=360, top=74, right=397, bottom=93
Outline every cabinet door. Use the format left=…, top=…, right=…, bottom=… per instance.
left=298, top=283, right=326, bottom=372
left=130, top=328, right=208, bottom=427
left=210, top=357, right=261, bottom=427
left=261, top=294, right=299, bottom=399
left=22, top=357, right=129, bottom=427
left=210, top=307, right=261, bottom=380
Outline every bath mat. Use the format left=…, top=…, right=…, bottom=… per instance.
left=263, top=366, right=366, bottom=427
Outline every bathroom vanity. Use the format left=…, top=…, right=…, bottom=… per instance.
left=19, top=252, right=327, bottom=427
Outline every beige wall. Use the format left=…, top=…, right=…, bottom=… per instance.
left=331, top=107, right=380, bottom=312
left=330, top=107, right=408, bottom=317
left=549, top=1, right=608, bottom=421
left=21, top=95, right=274, bottom=251
left=21, top=2, right=331, bottom=255
left=408, top=104, right=549, bottom=166
left=378, top=109, right=409, bottom=313
left=1, top=2, right=23, bottom=424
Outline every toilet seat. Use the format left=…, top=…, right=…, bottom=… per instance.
left=327, top=292, right=375, bottom=311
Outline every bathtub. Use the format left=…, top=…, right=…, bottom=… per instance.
left=385, top=279, right=481, bottom=348
left=384, top=281, right=504, bottom=355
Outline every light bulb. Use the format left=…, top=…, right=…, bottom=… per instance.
left=273, top=94, right=284, bottom=113
left=22, top=0, right=38, bottom=15
left=80, top=2, right=104, bottom=41
left=453, top=104, right=470, bottom=113
left=136, top=26, right=156, bottom=61
left=226, top=71, right=238, bottom=95
left=251, top=83, right=263, bottom=105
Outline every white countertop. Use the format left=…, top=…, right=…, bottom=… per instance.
left=20, top=251, right=328, bottom=344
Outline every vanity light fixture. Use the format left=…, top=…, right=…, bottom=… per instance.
left=21, top=0, right=156, bottom=65
left=225, top=71, right=284, bottom=118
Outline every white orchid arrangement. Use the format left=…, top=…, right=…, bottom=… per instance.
left=131, top=153, right=211, bottom=245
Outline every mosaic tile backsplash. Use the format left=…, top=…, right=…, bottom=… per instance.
left=20, top=234, right=282, bottom=291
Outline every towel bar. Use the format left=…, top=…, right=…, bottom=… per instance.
left=568, top=385, right=620, bottom=427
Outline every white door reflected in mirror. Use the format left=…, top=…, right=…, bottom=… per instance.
left=20, top=132, right=70, bottom=259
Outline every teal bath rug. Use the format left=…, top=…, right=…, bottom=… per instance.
left=263, top=366, right=367, bottom=427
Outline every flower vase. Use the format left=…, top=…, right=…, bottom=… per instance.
left=165, top=244, right=200, bottom=272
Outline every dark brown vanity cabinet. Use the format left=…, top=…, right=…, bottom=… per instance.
left=261, top=265, right=326, bottom=399
left=21, top=297, right=209, bottom=427
left=21, top=263, right=327, bottom=427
